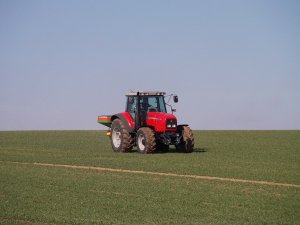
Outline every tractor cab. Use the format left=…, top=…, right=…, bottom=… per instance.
left=126, top=92, right=168, bottom=126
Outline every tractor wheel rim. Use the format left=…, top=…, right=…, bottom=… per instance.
left=138, top=134, right=146, bottom=151
left=112, top=128, right=121, bottom=148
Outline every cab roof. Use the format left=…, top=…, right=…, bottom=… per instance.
left=126, top=91, right=166, bottom=96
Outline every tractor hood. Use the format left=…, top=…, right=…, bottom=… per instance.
left=147, top=112, right=177, bottom=132
left=147, top=112, right=176, bottom=121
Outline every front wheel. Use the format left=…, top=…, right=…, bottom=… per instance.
left=176, top=126, right=194, bottom=153
left=136, top=127, right=156, bottom=154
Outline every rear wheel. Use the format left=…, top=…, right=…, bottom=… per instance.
left=110, top=119, right=133, bottom=152
left=176, top=126, right=194, bottom=153
left=136, top=127, right=156, bottom=154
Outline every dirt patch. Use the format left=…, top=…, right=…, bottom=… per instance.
left=3, top=161, right=300, bottom=188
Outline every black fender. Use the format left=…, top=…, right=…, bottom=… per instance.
left=177, top=124, right=189, bottom=130
left=177, top=124, right=189, bottom=137
left=111, top=113, right=135, bottom=133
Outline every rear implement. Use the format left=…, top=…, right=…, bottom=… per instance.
left=98, top=115, right=112, bottom=127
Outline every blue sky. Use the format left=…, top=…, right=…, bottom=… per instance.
left=0, top=0, right=299, bottom=130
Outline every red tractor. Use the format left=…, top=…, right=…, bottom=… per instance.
left=98, top=91, right=194, bottom=153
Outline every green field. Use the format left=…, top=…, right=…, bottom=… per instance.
left=0, top=130, right=299, bottom=225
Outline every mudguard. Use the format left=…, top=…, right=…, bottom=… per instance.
left=111, top=112, right=135, bottom=133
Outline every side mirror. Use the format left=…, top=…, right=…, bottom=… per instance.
left=173, top=95, right=178, bottom=103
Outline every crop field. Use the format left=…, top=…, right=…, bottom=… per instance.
left=0, top=130, right=299, bottom=225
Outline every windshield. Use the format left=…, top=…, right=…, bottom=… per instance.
left=126, top=95, right=167, bottom=120
left=146, top=96, right=167, bottom=113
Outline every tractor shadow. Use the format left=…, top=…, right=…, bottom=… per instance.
left=155, top=147, right=208, bottom=154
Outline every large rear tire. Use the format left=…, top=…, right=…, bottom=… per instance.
left=110, top=119, right=133, bottom=152
left=136, top=127, right=156, bottom=154
left=176, top=126, right=194, bottom=153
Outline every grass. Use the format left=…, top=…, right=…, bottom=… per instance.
left=0, top=130, right=299, bottom=224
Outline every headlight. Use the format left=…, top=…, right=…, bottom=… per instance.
left=166, top=119, right=177, bottom=129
